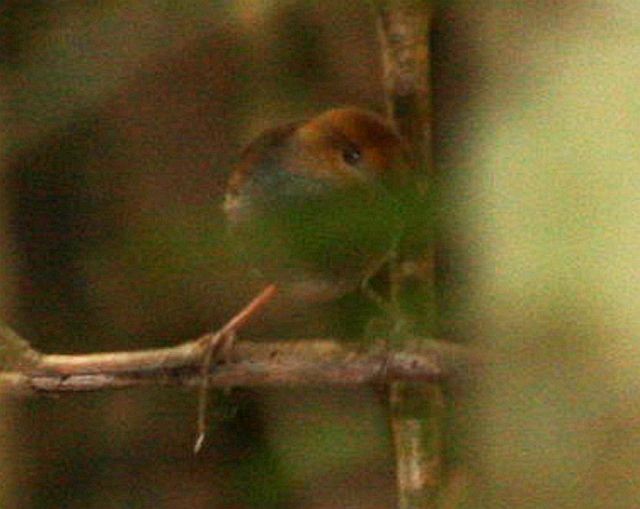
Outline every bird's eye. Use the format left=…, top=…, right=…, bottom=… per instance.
left=342, top=145, right=362, bottom=166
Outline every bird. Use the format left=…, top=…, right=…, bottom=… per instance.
left=223, top=106, right=409, bottom=306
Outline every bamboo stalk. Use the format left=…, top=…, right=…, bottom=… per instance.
left=374, top=2, right=444, bottom=508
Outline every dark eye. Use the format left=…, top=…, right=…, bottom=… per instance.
left=342, top=145, right=362, bottom=166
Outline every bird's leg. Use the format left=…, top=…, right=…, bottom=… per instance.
left=360, top=252, right=393, bottom=314
left=361, top=248, right=410, bottom=336
left=360, top=239, right=410, bottom=344
left=387, top=249, right=411, bottom=338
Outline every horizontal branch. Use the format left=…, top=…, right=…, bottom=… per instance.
left=0, top=287, right=471, bottom=397
left=0, top=336, right=467, bottom=396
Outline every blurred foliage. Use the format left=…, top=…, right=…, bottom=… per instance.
left=451, top=2, right=640, bottom=508
left=232, top=186, right=404, bottom=283
left=0, top=322, right=39, bottom=370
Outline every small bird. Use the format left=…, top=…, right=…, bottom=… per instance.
left=224, top=107, right=409, bottom=304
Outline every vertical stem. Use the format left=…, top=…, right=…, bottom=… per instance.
left=374, top=2, right=444, bottom=508
left=390, top=382, right=444, bottom=508
left=377, top=0, right=434, bottom=175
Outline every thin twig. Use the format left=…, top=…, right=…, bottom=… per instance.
left=194, top=284, right=277, bottom=453
left=194, top=331, right=222, bottom=454
left=198, top=284, right=278, bottom=348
